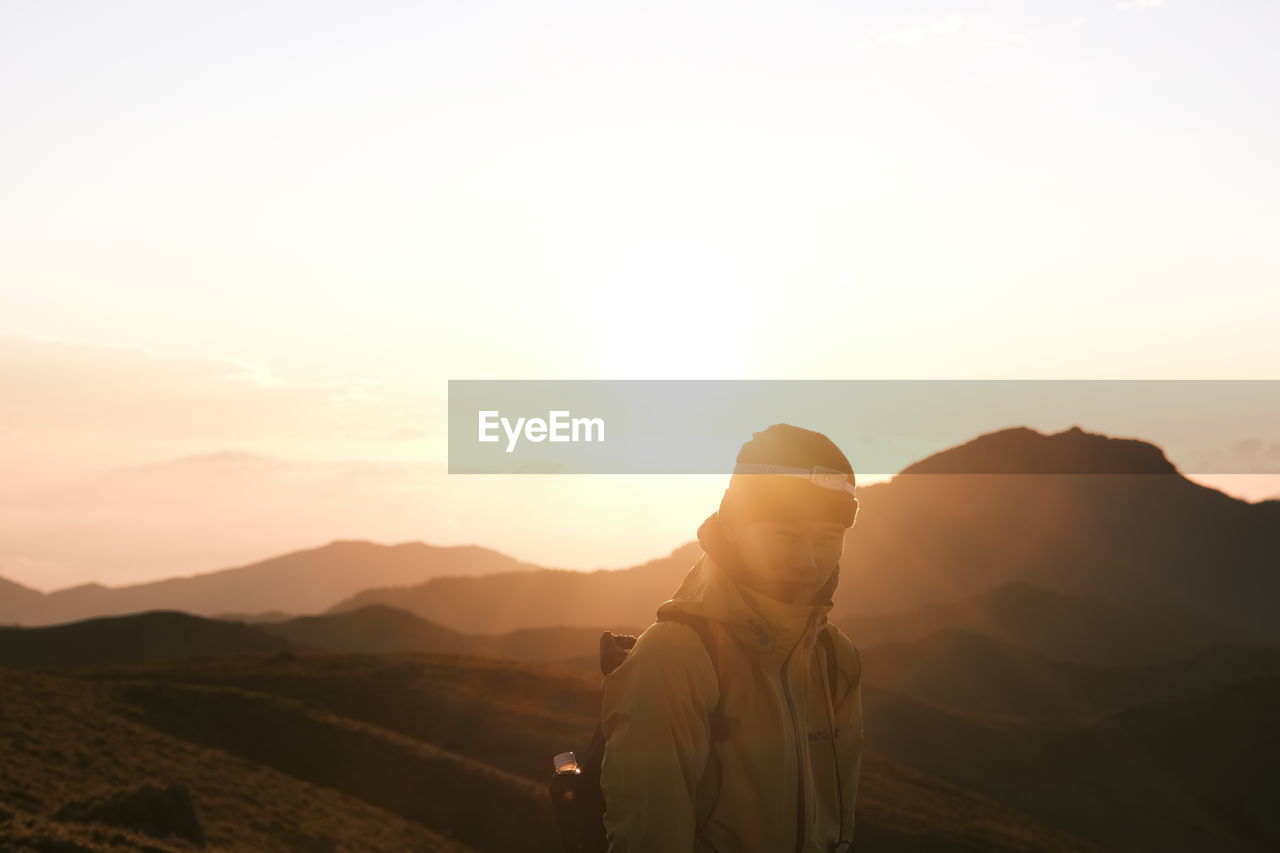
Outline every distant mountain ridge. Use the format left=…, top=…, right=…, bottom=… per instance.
left=330, top=426, right=1279, bottom=650
left=331, top=542, right=701, bottom=634
left=901, top=425, right=1181, bottom=475
left=7, top=602, right=1279, bottom=724
left=0, top=576, right=42, bottom=612
left=847, top=580, right=1260, bottom=666
left=0, top=539, right=551, bottom=627
left=0, top=604, right=643, bottom=671
left=4, top=425, right=1276, bottom=650
left=844, top=425, right=1279, bottom=638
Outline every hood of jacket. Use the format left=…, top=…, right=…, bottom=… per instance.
left=655, top=512, right=840, bottom=658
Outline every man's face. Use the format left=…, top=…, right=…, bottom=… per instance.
left=722, top=516, right=846, bottom=595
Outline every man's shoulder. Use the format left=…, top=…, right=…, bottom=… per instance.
left=601, top=618, right=720, bottom=708
left=633, top=617, right=717, bottom=658
left=608, top=617, right=720, bottom=681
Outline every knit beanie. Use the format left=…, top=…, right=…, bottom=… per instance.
left=718, top=423, right=860, bottom=527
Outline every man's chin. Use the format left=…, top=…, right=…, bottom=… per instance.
left=746, top=569, right=827, bottom=592
left=782, top=565, right=833, bottom=583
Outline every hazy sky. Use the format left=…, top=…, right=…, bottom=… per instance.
left=2, top=1, right=1277, bottom=590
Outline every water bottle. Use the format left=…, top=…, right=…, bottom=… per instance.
left=549, top=751, right=588, bottom=852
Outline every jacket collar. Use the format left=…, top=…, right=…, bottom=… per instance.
left=655, top=512, right=839, bottom=656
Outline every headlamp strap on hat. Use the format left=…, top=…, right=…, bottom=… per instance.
left=731, top=462, right=857, bottom=497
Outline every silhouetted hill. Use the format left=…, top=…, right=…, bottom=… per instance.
left=900, top=425, right=1180, bottom=475
left=331, top=427, right=1279, bottom=649
left=0, top=539, right=548, bottom=627
left=0, top=604, right=640, bottom=673
left=0, top=575, right=42, bottom=620
left=850, top=580, right=1258, bottom=666
left=468, top=623, right=646, bottom=665
left=213, top=609, right=296, bottom=622
left=7, top=425, right=1275, bottom=656
left=0, top=610, right=294, bottom=669
left=330, top=543, right=701, bottom=635
left=841, top=426, right=1280, bottom=640
left=861, top=628, right=1280, bottom=723
left=260, top=605, right=640, bottom=665
left=261, top=604, right=474, bottom=655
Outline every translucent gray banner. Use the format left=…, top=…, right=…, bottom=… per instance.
left=447, top=380, right=1280, bottom=475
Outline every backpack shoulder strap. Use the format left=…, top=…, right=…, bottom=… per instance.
left=818, top=625, right=839, bottom=699
left=655, top=612, right=730, bottom=843
left=818, top=624, right=863, bottom=702
left=655, top=611, right=728, bottom=741
left=656, top=611, right=719, bottom=676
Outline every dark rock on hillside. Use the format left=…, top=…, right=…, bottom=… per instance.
left=53, top=782, right=206, bottom=847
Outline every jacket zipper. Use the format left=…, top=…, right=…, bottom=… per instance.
left=780, top=634, right=806, bottom=853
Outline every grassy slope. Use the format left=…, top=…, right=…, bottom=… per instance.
left=861, top=683, right=1265, bottom=852
left=0, top=665, right=473, bottom=853
left=860, top=628, right=1280, bottom=725
left=82, top=652, right=1100, bottom=852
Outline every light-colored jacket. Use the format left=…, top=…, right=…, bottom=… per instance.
left=600, top=512, right=864, bottom=852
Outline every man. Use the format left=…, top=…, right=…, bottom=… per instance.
left=600, top=423, right=863, bottom=852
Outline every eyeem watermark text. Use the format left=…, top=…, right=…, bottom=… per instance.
left=478, top=410, right=606, bottom=453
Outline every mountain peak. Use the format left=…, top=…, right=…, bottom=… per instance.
left=0, top=576, right=40, bottom=595
left=899, top=425, right=1180, bottom=476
